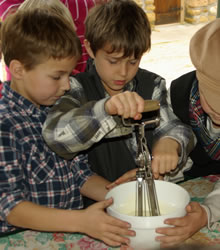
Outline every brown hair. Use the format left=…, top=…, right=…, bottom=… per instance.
left=18, top=0, right=76, bottom=30
left=85, top=0, right=151, bottom=59
left=1, top=8, right=81, bottom=70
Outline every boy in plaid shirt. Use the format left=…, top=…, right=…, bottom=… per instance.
left=0, top=8, right=135, bottom=247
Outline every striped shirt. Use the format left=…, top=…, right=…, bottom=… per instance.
left=61, top=0, right=96, bottom=72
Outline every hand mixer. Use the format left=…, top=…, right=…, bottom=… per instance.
left=123, top=100, right=161, bottom=217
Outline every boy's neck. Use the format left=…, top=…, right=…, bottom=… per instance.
left=102, top=81, right=124, bottom=97
left=10, top=79, right=40, bottom=108
left=10, top=79, right=19, bottom=92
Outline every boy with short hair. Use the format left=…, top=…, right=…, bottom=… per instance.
left=43, top=0, right=192, bottom=206
left=0, top=8, right=135, bottom=247
left=155, top=19, right=220, bottom=246
left=0, top=0, right=109, bottom=75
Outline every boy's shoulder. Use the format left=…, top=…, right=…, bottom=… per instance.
left=0, top=92, right=33, bottom=131
left=0, top=99, right=12, bottom=116
left=0, top=102, right=18, bottom=137
left=171, top=70, right=196, bottom=86
left=74, top=67, right=98, bottom=83
left=0, top=100, right=21, bottom=125
left=136, top=67, right=164, bottom=82
left=170, top=70, right=197, bottom=97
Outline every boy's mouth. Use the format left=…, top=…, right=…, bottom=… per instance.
left=114, top=80, right=126, bottom=85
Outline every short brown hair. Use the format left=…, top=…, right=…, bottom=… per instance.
left=1, top=8, right=81, bottom=70
left=18, top=0, right=76, bottom=30
left=85, top=0, right=151, bottom=59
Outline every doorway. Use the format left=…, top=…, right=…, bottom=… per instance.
left=154, top=0, right=182, bottom=25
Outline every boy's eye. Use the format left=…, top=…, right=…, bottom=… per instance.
left=52, top=76, right=61, bottom=80
left=130, top=60, right=137, bottom=65
left=108, top=59, right=117, bottom=64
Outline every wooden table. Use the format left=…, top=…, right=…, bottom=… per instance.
left=0, top=176, right=220, bottom=250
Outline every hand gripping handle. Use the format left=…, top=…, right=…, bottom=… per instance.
left=143, top=100, right=160, bottom=112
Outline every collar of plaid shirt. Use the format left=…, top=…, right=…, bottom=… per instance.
left=189, top=81, right=220, bottom=160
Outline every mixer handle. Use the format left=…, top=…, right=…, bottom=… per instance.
left=122, top=100, right=160, bottom=127
left=143, top=100, right=160, bottom=112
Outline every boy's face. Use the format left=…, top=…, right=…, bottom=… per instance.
left=12, top=57, right=78, bottom=107
left=87, top=43, right=141, bottom=96
left=200, top=89, right=220, bottom=128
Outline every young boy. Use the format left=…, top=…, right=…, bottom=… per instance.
left=42, top=0, right=192, bottom=206
left=155, top=19, right=220, bottom=246
left=0, top=8, right=135, bottom=247
left=0, top=0, right=109, bottom=75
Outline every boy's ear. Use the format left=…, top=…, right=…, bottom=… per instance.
left=9, top=60, right=25, bottom=79
left=84, top=39, right=95, bottom=59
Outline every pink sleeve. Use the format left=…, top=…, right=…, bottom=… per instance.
left=0, top=0, right=24, bottom=21
left=62, top=0, right=95, bottom=36
left=0, top=82, right=2, bottom=98
left=61, top=0, right=96, bottom=72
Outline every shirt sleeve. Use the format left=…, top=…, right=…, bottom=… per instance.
left=0, top=123, right=26, bottom=221
left=152, top=78, right=193, bottom=167
left=70, top=154, right=94, bottom=189
left=202, top=180, right=220, bottom=230
left=42, top=77, right=132, bottom=159
left=0, top=0, right=23, bottom=21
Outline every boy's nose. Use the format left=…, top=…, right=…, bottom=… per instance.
left=63, top=78, right=71, bottom=91
left=119, top=64, right=128, bottom=77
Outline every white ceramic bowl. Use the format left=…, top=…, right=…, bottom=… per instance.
left=105, top=180, right=190, bottom=250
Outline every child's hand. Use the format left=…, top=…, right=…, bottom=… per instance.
left=151, top=138, right=180, bottom=179
left=81, top=198, right=135, bottom=247
left=106, top=169, right=138, bottom=190
left=105, top=91, right=144, bottom=120
left=155, top=202, right=208, bottom=247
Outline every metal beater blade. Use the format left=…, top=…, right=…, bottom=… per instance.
left=122, top=100, right=161, bottom=217
left=135, top=123, right=160, bottom=217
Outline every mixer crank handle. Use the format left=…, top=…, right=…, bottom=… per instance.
left=122, top=100, right=160, bottom=127
left=143, top=100, right=160, bottom=113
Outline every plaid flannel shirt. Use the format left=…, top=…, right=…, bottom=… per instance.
left=0, top=83, right=93, bottom=233
left=43, top=68, right=192, bottom=166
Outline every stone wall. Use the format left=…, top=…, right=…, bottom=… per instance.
left=134, top=0, right=217, bottom=25
left=185, top=0, right=217, bottom=24
left=135, top=0, right=156, bottom=26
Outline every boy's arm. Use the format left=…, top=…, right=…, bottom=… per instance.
left=202, top=179, right=220, bottom=230
left=151, top=79, right=193, bottom=176
left=80, top=175, right=110, bottom=201
left=155, top=201, right=208, bottom=246
left=7, top=199, right=134, bottom=246
left=43, top=77, right=132, bottom=159
left=155, top=180, right=220, bottom=246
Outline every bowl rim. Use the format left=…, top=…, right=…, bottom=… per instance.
left=105, top=180, right=190, bottom=222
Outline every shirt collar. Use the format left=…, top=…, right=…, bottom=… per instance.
left=1, top=81, right=49, bottom=116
